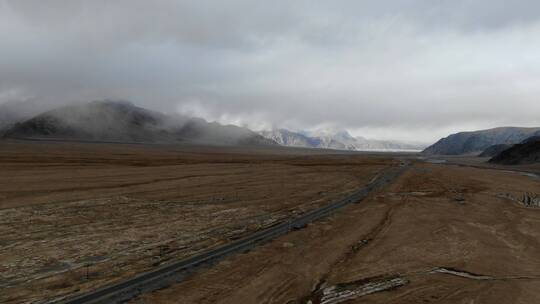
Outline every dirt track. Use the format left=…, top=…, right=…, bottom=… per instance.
left=131, top=162, right=540, bottom=304
left=0, top=141, right=389, bottom=304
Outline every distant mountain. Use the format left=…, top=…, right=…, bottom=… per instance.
left=422, top=127, right=540, bottom=155
left=306, top=130, right=360, bottom=150
left=478, top=144, right=513, bottom=157
left=489, top=136, right=540, bottom=165
left=260, top=129, right=426, bottom=151
left=259, top=129, right=322, bottom=148
left=2, top=100, right=276, bottom=146
left=353, top=136, right=425, bottom=151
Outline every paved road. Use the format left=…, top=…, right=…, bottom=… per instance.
left=51, top=161, right=409, bottom=304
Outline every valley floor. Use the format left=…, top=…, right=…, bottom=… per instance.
left=0, top=140, right=389, bottom=304
left=130, top=161, right=540, bottom=304
left=2, top=140, right=539, bottom=304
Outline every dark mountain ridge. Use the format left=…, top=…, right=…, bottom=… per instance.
left=489, top=137, right=540, bottom=165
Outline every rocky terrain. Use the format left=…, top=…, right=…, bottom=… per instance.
left=2, top=100, right=275, bottom=146
left=422, top=127, right=540, bottom=155
left=261, top=129, right=425, bottom=152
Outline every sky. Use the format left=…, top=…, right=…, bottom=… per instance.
left=1, top=0, right=540, bottom=143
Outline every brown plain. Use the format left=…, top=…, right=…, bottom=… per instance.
left=132, top=159, right=540, bottom=303
left=0, top=140, right=389, bottom=304
left=2, top=140, right=540, bottom=304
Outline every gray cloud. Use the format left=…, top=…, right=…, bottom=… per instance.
left=1, top=0, right=540, bottom=142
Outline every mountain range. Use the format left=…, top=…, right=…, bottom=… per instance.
left=4, top=100, right=537, bottom=162
left=1, top=100, right=276, bottom=146
left=0, top=100, right=427, bottom=151
left=259, top=129, right=426, bottom=152
left=422, top=127, right=540, bottom=155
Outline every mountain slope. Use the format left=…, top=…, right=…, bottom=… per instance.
left=489, top=137, right=540, bottom=165
left=422, top=127, right=540, bottom=155
left=522, top=135, right=540, bottom=144
left=173, top=118, right=275, bottom=146
left=0, top=100, right=53, bottom=134
left=259, top=129, right=322, bottom=148
left=3, top=100, right=275, bottom=146
left=309, top=130, right=359, bottom=150
left=478, top=144, right=513, bottom=157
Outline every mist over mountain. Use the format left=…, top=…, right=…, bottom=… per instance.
left=0, top=100, right=425, bottom=151
left=6, top=100, right=538, bottom=157
left=260, top=129, right=426, bottom=152
left=422, top=127, right=540, bottom=155
left=2, top=100, right=276, bottom=146
left=0, top=100, right=54, bottom=132
left=3, top=2, right=540, bottom=142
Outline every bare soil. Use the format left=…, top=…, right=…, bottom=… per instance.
left=131, top=162, right=540, bottom=304
left=0, top=140, right=389, bottom=304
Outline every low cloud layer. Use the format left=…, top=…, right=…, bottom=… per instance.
left=2, top=0, right=540, bottom=143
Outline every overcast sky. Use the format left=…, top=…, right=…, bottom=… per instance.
left=1, top=0, right=540, bottom=143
